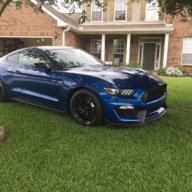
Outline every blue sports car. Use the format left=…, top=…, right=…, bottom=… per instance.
left=0, top=46, right=167, bottom=126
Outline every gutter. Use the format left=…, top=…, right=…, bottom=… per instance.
left=62, top=25, right=71, bottom=46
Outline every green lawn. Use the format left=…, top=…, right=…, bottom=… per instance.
left=0, top=77, right=192, bottom=192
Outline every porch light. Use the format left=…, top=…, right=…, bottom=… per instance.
left=54, top=31, right=58, bottom=39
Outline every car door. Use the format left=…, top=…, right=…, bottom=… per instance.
left=10, top=49, right=64, bottom=107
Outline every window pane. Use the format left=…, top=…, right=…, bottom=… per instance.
left=183, top=37, right=192, bottom=53
left=145, top=0, right=159, bottom=21
left=92, top=0, right=103, bottom=21
left=7, top=53, right=19, bottom=63
left=92, top=11, right=102, bottom=21
left=115, top=0, right=126, bottom=21
left=90, top=39, right=102, bottom=59
left=182, top=54, right=192, bottom=64
left=113, top=39, right=125, bottom=63
left=18, top=51, right=47, bottom=66
left=182, top=37, right=192, bottom=64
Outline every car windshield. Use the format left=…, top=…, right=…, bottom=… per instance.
left=45, top=48, right=104, bottom=68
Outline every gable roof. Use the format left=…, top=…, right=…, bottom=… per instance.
left=31, top=0, right=79, bottom=28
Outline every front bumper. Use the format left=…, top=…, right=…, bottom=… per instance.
left=102, top=92, right=167, bottom=125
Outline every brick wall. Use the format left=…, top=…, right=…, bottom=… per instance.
left=65, top=31, right=85, bottom=49
left=0, top=1, right=63, bottom=46
left=167, top=16, right=192, bottom=68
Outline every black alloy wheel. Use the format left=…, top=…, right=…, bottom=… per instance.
left=70, top=89, right=103, bottom=126
left=0, top=80, right=7, bottom=102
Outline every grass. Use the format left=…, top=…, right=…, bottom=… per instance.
left=0, top=77, right=192, bottom=192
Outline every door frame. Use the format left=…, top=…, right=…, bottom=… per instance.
left=138, top=37, right=162, bottom=70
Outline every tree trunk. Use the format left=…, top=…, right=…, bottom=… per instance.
left=0, top=0, right=12, bottom=16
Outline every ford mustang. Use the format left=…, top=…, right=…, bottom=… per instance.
left=0, top=46, right=167, bottom=126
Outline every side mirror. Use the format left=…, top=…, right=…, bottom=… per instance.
left=34, top=62, right=51, bottom=70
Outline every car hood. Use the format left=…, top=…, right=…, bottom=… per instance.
left=65, top=66, right=165, bottom=89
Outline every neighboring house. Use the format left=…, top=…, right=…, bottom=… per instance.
left=0, top=0, right=192, bottom=72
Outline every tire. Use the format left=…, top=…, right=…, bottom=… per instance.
left=70, top=89, right=103, bottom=126
left=0, top=80, right=7, bottom=102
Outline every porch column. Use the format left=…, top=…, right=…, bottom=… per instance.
left=101, top=34, right=106, bottom=61
left=163, top=33, right=169, bottom=68
left=126, top=33, right=131, bottom=64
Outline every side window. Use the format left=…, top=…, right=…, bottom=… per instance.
left=7, top=53, right=19, bottom=64
left=18, top=50, right=47, bottom=66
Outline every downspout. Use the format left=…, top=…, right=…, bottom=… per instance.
left=62, top=25, right=71, bottom=46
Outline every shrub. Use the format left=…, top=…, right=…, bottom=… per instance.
left=176, top=65, right=187, bottom=76
left=157, top=67, right=167, bottom=76
left=166, top=67, right=183, bottom=76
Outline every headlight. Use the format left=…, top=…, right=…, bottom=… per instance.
left=104, top=87, right=135, bottom=97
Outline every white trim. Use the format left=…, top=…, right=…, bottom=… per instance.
left=30, top=0, right=68, bottom=27
left=154, top=43, right=161, bottom=70
left=126, top=33, right=131, bottom=64
left=101, top=34, right=105, bottom=61
left=137, top=43, right=144, bottom=66
left=181, top=64, right=192, bottom=66
left=62, top=26, right=71, bottom=46
left=76, top=28, right=174, bottom=34
left=163, top=33, right=169, bottom=68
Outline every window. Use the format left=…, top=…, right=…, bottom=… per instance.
left=92, top=1, right=103, bottom=21
left=7, top=53, right=19, bottom=64
left=115, top=0, right=126, bottom=21
left=182, top=37, right=192, bottom=65
left=18, top=50, right=47, bottom=66
left=145, top=0, right=159, bottom=21
left=46, top=49, right=103, bottom=68
left=113, top=39, right=125, bottom=63
left=90, top=39, right=102, bottom=59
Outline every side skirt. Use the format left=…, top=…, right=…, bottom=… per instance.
left=9, top=97, right=68, bottom=114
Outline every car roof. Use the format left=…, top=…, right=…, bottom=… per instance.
left=37, top=46, right=74, bottom=50
left=0, top=46, right=76, bottom=59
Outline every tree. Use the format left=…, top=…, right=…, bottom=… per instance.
left=0, top=0, right=192, bottom=22
left=158, top=0, right=192, bottom=22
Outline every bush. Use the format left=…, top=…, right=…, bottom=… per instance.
left=157, top=67, right=167, bottom=76
left=176, top=65, right=187, bottom=76
left=166, top=67, right=183, bottom=76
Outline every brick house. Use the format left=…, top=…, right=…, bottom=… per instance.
left=0, top=0, right=192, bottom=71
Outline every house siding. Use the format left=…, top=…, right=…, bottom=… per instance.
left=127, top=0, right=132, bottom=21
left=140, top=0, right=146, bottom=21
left=109, top=0, right=115, bottom=22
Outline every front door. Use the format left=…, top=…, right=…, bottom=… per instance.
left=9, top=49, right=64, bottom=107
left=143, top=43, right=156, bottom=70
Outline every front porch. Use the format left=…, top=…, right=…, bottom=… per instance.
left=81, top=33, right=170, bottom=70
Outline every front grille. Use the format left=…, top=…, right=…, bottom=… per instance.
left=142, top=84, right=167, bottom=103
